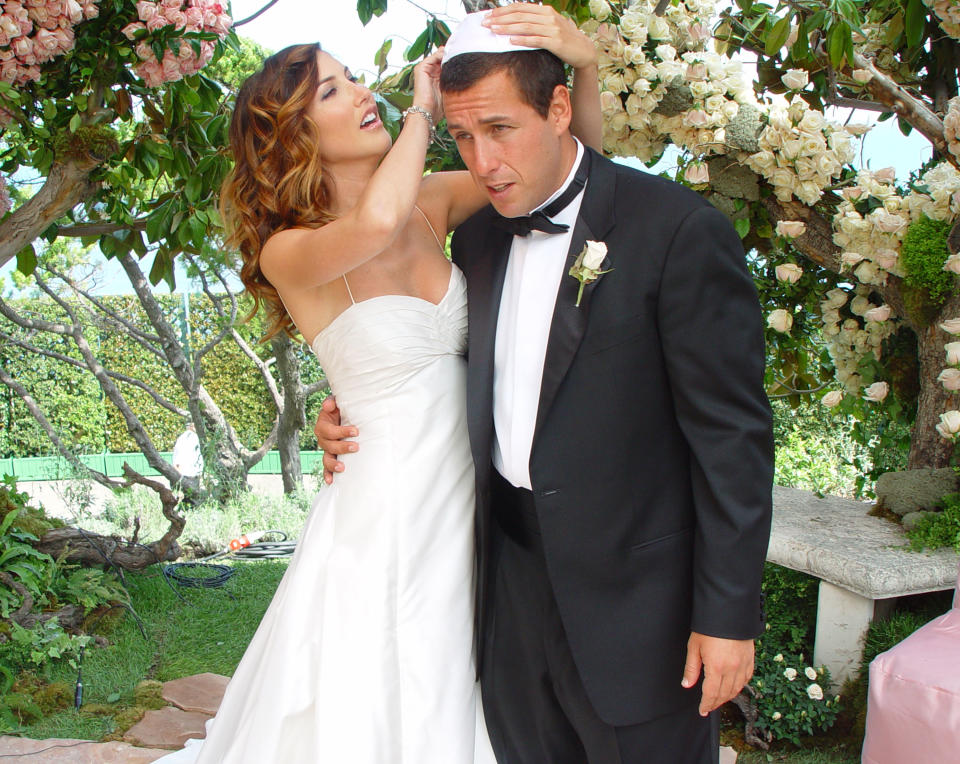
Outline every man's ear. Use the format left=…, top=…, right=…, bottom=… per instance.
left=547, top=84, right=573, bottom=135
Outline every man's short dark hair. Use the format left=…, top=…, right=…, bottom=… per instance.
left=439, top=50, right=566, bottom=119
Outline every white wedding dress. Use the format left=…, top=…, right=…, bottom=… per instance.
left=156, top=263, right=495, bottom=763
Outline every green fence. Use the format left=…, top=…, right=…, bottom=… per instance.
left=4, top=451, right=324, bottom=481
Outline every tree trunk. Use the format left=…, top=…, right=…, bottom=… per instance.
left=909, top=314, right=960, bottom=468
left=0, top=160, right=99, bottom=270
left=271, top=333, right=305, bottom=493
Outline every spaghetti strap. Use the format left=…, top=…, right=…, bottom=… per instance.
left=342, top=274, right=356, bottom=305
left=414, top=205, right=446, bottom=255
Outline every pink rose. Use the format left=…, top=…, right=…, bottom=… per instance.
left=165, top=8, right=187, bottom=28
left=863, top=382, right=889, bottom=403
left=184, top=6, right=202, bottom=26
left=873, top=212, right=906, bottom=233
left=0, top=60, right=19, bottom=83
left=12, top=33, right=33, bottom=58
left=65, top=0, right=83, bottom=23
left=0, top=15, right=20, bottom=38
left=211, top=12, right=231, bottom=35
left=137, top=1, right=158, bottom=22
left=146, top=13, right=167, bottom=31
left=161, top=51, right=181, bottom=81
left=33, top=28, right=61, bottom=60
left=161, top=0, right=181, bottom=9
left=873, top=167, right=896, bottom=183
left=135, top=41, right=154, bottom=60
left=122, top=21, right=146, bottom=40
left=938, top=368, right=960, bottom=391
left=684, top=162, right=710, bottom=185
left=82, top=2, right=98, bottom=20
left=0, top=48, right=13, bottom=61
left=684, top=109, right=709, bottom=127
left=136, top=59, right=164, bottom=87
left=864, top=304, right=891, bottom=323
left=27, top=4, right=48, bottom=26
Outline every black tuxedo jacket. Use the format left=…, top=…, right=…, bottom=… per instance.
left=451, top=149, right=773, bottom=727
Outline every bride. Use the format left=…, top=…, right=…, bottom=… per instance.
left=155, top=5, right=600, bottom=762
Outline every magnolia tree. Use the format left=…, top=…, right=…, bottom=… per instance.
left=558, top=0, right=960, bottom=471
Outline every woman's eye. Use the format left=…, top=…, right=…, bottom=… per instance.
left=321, top=88, right=336, bottom=100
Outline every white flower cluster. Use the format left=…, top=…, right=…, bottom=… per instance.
left=924, top=0, right=960, bottom=41
left=587, top=0, right=753, bottom=163
left=945, top=97, right=960, bottom=162
left=818, top=285, right=897, bottom=394
left=745, top=96, right=857, bottom=206
left=585, top=2, right=858, bottom=203
left=936, top=317, right=960, bottom=440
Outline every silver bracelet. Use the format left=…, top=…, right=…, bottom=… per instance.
left=402, top=105, right=436, bottom=143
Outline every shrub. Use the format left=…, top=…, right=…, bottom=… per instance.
left=900, top=215, right=954, bottom=307
left=751, top=654, right=840, bottom=745
left=906, top=492, right=960, bottom=551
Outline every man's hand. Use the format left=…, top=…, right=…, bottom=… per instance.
left=681, top=632, right=755, bottom=716
left=314, top=396, right=357, bottom=485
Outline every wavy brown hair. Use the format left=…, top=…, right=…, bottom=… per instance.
left=221, top=43, right=333, bottom=340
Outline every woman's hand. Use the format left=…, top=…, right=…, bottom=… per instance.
left=483, top=3, right=598, bottom=71
left=411, top=47, right=444, bottom=123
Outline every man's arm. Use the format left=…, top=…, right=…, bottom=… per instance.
left=314, top=397, right=357, bottom=484
left=657, top=203, right=774, bottom=714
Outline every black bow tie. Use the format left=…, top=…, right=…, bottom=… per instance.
left=493, top=151, right=590, bottom=237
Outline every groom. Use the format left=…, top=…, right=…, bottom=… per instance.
left=320, top=19, right=773, bottom=764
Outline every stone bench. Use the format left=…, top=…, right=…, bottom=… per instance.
left=767, top=486, right=960, bottom=686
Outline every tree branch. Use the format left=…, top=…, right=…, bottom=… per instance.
left=55, top=219, right=147, bottom=238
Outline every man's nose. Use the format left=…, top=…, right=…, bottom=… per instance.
left=472, top=139, right=500, bottom=177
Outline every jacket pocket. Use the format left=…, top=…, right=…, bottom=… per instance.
left=630, top=526, right=693, bottom=553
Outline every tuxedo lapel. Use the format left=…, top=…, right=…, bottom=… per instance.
left=533, top=150, right=618, bottom=447
left=464, top=216, right=513, bottom=468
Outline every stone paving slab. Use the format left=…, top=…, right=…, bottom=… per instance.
left=769, top=486, right=960, bottom=599
left=123, top=706, right=211, bottom=749
left=161, top=672, right=229, bottom=715
left=720, top=746, right=738, bottom=763
left=0, top=736, right=168, bottom=762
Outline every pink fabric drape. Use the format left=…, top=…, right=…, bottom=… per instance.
left=862, top=561, right=960, bottom=763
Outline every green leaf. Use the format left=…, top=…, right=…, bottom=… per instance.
left=185, top=174, right=202, bottom=204
left=16, top=244, right=37, bottom=275
left=734, top=217, right=751, bottom=239
left=405, top=28, right=429, bottom=61
left=68, top=113, right=81, bottom=133
left=107, top=692, right=121, bottom=703
left=765, top=15, right=792, bottom=56
left=826, top=22, right=848, bottom=69
left=374, top=38, right=393, bottom=75
left=905, top=0, right=926, bottom=48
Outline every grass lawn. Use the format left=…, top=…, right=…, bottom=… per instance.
left=4, top=559, right=289, bottom=740
left=5, top=556, right=862, bottom=763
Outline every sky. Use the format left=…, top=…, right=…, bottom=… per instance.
left=0, top=0, right=936, bottom=295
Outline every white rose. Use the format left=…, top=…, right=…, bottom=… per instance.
left=588, top=0, right=611, bottom=21
left=940, top=318, right=960, bottom=334
left=947, top=342, right=960, bottom=366
left=864, top=382, right=889, bottom=402
left=771, top=711, right=782, bottom=721
left=807, top=683, right=824, bottom=700
left=824, top=288, right=848, bottom=309
left=938, top=368, right=960, bottom=391
left=582, top=240, right=607, bottom=270
left=821, top=391, right=843, bottom=408
left=773, top=653, right=784, bottom=662
left=875, top=249, right=899, bottom=270
left=804, top=667, right=818, bottom=680
left=684, top=162, right=710, bottom=184
left=936, top=410, right=960, bottom=439
left=864, top=305, right=892, bottom=323
left=776, top=221, right=806, bottom=238
left=850, top=295, right=871, bottom=315
left=944, top=254, right=960, bottom=274
left=780, top=68, right=808, bottom=91
left=799, top=110, right=826, bottom=133
left=647, top=16, right=671, bottom=41
left=784, top=667, right=798, bottom=681
left=776, top=263, right=803, bottom=283
left=767, top=309, right=794, bottom=333
left=841, top=252, right=864, bottom=269
left=873, top=212, right=906, bottom=234
left=852, top=68, right=873, bottom=83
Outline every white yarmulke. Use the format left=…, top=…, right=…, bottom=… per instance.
left=441, top=10, right=536, bottom=65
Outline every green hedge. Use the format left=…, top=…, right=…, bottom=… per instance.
left=0, top=293, right=326, bottom=458
left=3, top=451, right=324, bottom=480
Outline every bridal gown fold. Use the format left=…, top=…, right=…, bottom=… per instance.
left=157, top=265, right=496, bottom=763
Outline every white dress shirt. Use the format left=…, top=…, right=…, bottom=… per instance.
left=493, top=139, right=586, bottom=489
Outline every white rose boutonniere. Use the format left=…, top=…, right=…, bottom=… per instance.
left=569, top=240, right=611, bottom=307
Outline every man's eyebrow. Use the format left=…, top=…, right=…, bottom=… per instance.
left=446, top=115, right=512, bottom=129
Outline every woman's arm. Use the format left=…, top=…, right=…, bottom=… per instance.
left=261, top=50, right=442, bottom=290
